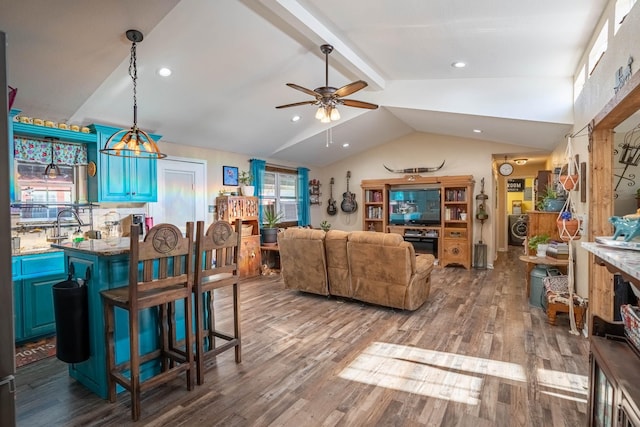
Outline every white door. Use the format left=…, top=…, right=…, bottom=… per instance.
left=149, top=157, right=207, bottom=233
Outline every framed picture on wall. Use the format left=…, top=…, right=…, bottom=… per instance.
left=223, top=166, right=239, bottom=186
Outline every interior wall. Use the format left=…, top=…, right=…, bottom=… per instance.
left=569, top=1, right=640, bottom=298
left=312, top=131, right=541, bottom=268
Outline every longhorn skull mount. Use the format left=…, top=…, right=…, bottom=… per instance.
left=383, top=160, right=446, bottom=174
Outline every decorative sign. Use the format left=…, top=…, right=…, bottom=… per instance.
left=614, top=56, right=633, bottom=94
left=507, top=179, right=525, bottom=192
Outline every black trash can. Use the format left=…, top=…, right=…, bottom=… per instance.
left=53, top=276, right=89, bottom=363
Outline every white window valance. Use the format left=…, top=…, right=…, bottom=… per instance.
left=14, top=137, right=88, bottom=165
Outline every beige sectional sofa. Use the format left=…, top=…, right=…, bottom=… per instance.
left=277, top=228, right=435, bottom=310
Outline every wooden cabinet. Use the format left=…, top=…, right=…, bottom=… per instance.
left=360, top=175, right=474, bottom=269
left=441, top=179, right=474, bottom=269
left=89, top=124, right=159, bottom=203
left=215, top=196, right=261, bottom=278
left=362, top=184, right=388, bottom=232
left=526, top=211, right=561, bottom=254
left=589, top=320, right=640, bottom=427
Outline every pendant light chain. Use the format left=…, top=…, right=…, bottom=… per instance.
left=130, top=40, right=138, bottom=130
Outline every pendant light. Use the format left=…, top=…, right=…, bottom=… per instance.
left=44, top=139, right=60, bottom=179
left=100, top=29, right=166, bottom=159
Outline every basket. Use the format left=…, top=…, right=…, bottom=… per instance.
left=241, top=224, right=253, bottom=236
left=620, top=304, right=640, bottom=351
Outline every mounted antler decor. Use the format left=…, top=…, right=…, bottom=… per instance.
left=383, top=160, right=445, bottom=174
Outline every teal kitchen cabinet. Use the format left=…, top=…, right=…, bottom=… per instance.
left=13, top=251, right=67, bottom=343
left=12, top=257, right=23, bottom=342
left=89, top=124, right=161, bottom=203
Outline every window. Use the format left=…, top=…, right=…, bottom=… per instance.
left=262, top=167, right=299, bottom=226
left=573, top=64, right=586, bottom=101
left=588, top=21, right=609, bottom=75
left=615, top=0, right=637, bottom=35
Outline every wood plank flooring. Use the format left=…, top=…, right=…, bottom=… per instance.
left=15, top=248, right=589, bottom=426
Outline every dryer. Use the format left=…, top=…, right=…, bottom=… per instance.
left=508, top=214, right=529, bottom=245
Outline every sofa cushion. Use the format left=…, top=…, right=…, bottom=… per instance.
left=277, top=228, right=329, bottom=295
left=325, top=230, right=351, bottom=297
left=347, top=231, right=415, bottom=309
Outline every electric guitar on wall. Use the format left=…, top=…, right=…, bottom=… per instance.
left=327, top=177, right=337, bottom=216
left=341, top=171, right=357, bottom=213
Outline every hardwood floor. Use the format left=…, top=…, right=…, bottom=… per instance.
left=15, top=248, right=589, bottom=426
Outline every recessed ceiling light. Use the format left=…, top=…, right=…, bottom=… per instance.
left=291, top=115, right=301, bottom=122
left=514, top=158, right=528, bottom=165
left=342, top=143, right=350, bottom=148
left=473, top=129, right=482, bottom=133
left=158, top=67, right=172, bottom=77
left=452, top=61, right=466, bottom=68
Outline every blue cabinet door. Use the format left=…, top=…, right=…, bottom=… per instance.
left=23, top=273, right=67, bottom=338
left=13, top=280, right=23, bottom=342
left=91, top=123, right=159, bottom=202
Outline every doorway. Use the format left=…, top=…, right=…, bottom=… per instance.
left=148, top=157, right=207, bottom=233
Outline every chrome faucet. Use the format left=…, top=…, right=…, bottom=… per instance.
left=56, top=208, right=85, bottom=239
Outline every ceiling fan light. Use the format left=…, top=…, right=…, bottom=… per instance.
left=320, top=114, right=331, bottom=124
left=330, top=107, right=340, bottom=121
left=315, top=106, right=325, bottom=120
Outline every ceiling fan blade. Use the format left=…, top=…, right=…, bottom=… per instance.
left=275, top=100, right=317, bottom=109
left=286, top=83, right=319, bottom=98
left=335, top=80, right=368, bottom=98
left=342, top=99, right=379, bottom=109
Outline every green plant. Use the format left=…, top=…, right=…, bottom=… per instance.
left=528, top=233, right=550, bottom=252
left=239, top=170, right=253, bottom=185
left=263, top=206, right=284, bottom=228
left=320, top=220, right=331, bottom=231
left=536, top=184, right=561, bottom=210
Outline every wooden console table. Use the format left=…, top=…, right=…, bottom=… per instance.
left=518, top=255, right=570, bottom=297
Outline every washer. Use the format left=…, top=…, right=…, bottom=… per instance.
left=508, top=214, right=529, bottom=245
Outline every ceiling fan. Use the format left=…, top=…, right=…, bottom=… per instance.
left=275, top=44, right=378, bottom=123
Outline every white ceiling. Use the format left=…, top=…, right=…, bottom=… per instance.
left=0, top=0, right=608, bottom=167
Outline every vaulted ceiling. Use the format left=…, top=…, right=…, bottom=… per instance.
left=0, top=0, right=608, bottom=167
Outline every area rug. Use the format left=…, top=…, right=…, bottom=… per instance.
left=15, top=336, right=57, bottom=368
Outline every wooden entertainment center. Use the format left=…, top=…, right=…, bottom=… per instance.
left=361, top=175, right=474, bottom=269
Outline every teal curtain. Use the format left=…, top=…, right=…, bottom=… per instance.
left=298, top=167, right=310, bottom=226
left=250, top=158, right=266, bottom=223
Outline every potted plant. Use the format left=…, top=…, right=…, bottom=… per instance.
left=528, top=233, right=550, bottom=257
left=320, top=220, right=331, bottom=232
left=537, top=185, right=565, bottom=212
left=262, top=205, right=284, bottom=245
left=557, top=210, right=581, bottom=241
left=239, top=170, right=254, bottom=197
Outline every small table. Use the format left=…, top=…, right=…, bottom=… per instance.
left=260, top=244, right=280, bottom=272
left=519, top=255, right=570, bottom=297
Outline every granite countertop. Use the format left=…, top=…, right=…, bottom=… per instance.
left=582, top=241, right=640, bottom=283
left=12, top=247, right=64, bottom=256
left=51, top=237, right=131, bottom=256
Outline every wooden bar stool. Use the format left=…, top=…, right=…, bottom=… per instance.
left=193, top=219, right=242, bottom=385
left=101, top=223, right=195, bottom=421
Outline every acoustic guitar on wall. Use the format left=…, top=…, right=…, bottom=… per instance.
left=341, top=171, right=357, bottom=213
left=327, top=177, right=337, bottom=216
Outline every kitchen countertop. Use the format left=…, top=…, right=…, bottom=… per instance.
left=12, top=247, right=64, bottom=256
left=582, top=241, right=640, bottom=284
left=51, top=237, right=131, bottom=256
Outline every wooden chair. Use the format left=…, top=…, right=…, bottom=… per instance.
left=193, top=219, right=242, bottom=385
left=101, top=223, right=195, bottom=421
left=543, top=275, right=587, bottom=330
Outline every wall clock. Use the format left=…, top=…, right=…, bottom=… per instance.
left=499, top=160, right=514, bottom=176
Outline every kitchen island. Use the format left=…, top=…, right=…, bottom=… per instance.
left=51, top=238, right=188, bottom=399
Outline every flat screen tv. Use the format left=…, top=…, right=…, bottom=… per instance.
left=388, top=186, right=441, bottom=225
